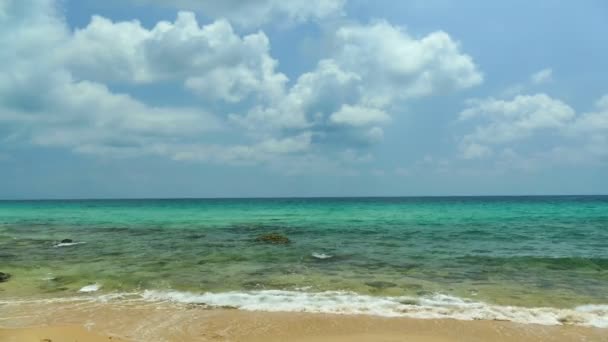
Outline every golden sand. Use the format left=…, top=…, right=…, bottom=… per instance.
left=0, top=301, right=606, bottom=341
left=0, top=325, right=124, bottom=342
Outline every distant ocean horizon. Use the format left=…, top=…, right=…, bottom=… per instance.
left=3, top=194, right=608, bottom=201
left=1, top=196, right=607, bottom=327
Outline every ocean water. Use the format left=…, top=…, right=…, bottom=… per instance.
left=1, top=196, right=607, bottom=327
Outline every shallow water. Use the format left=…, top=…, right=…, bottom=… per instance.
left=1, top=196, right=607, bottom=326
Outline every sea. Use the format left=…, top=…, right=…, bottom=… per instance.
left=1, top=196, right=607, bottom=327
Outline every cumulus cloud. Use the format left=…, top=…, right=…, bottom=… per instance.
left=7, top=74, right=220, bottom=153
left=130, top=0, right=346, bottom=27
left=1, top=1, right=483, bottom=167
left=65, top=13, right=287, bottom=103
left=569, top=95, right=608, bottom=134
left=232, top=21, right=482, bottom=148
left=332, top=21, right=483, bottom=105
left=460, top=94, right=576, bottom=144
left=530, top=68, right=553, bottom=85
left=231, top=59, right=362, bottom=131
left=0, top=1, right=226, bottom=159
left=0, top=1, right=336, bottom=165
left=458, top=93, right=608, bottom=164
left=329, top=105, right=391, bottom=127
left=565, top=95, right=608, bottom=160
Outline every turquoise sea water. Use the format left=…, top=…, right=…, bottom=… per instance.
left=1, top=196, right=607, bottom=326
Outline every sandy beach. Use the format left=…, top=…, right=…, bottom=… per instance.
left=1, top=300, right=606, bottom=342
left=0, top=325, right=125, bottom=342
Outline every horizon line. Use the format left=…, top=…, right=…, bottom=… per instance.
left=1, top=194, right=607, bottom=201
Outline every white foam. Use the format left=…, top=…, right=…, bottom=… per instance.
left=79, top=284, right=102, bottom=293
left=41, top=273, right=56, bottom=281
left=575, top=304, right=608, bottom=313
left=54, top=242, right=86, bottom=248
left=311, top=253, right=333, bottom=259
left=573, top=304, right=608, bottom=327
left=3, top=289, right=606, bottom=328
left=141, top=290, right=608, bottom=328
left=0, top=292, right=137, bottom=306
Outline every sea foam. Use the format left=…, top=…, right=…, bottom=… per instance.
left=141, top=289, right=608, bottom=328
left=79, top=284, right=102, bottom=293
left=311, top=252, right=333, bottom=259
left=2, top=289, right=607, bottom=328
left=53, top=242, right=86, bottom=248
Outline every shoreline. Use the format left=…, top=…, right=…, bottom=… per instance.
left=2, top=289, right=607, bottom=328
left=1, top=301, right=607, bottom=341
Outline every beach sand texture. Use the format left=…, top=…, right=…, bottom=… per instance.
left=1, top=302, right=606, bottom=341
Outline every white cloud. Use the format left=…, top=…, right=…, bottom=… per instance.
left=597, top=94, right=608, bottom=109
left=170, top=133, right=312, bottom=164
left=65, top=16, right=150, bottom=83
left=232, top=21, right=482, bottom=146
left=130, top=0, right=346, bottom=28
left=459, top=94, right=575, bottom=146
left=500, top=68, right=554, bottom=98
left=231, top=59, right=362, bottom=131
left=0, top=69, right=221, bottom=157
left=65, top=13, right=287, bottom=103
left=1, top=1, right=484, bottom=168
left=0, top=1, right=223, bottom=160
left=333, top=21, right=483, bottom=105
left=530, top=68, right=553, bottom=85
left=329, top=105, right=391, bottom=127
left=0, top=1, right=315, bottom=166
left=365, top=126, right=385, bottom=143
left=569, top=95, right=608, bottom=134
left=565, top=95, right=608, bottom=160
left=458, top=93, right=608, bottom=164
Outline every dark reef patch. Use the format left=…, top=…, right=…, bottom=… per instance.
left=255, top=233, right=291, bottom=245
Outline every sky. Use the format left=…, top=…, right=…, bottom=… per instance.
left=1, top=0, right=607, bottom=199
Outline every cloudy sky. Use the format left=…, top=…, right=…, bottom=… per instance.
left=1, top=0, right=607, bottom=199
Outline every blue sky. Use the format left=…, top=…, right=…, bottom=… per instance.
left=1, top=0, right=607, bottom=199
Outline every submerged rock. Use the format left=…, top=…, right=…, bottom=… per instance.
left=255, top=233, right=291, bottom=244
left=0, top=253, right=16, bottom=260
left=365, top=281, right=397, bottom=289
left=60, top=239, right=73, bottom=243
left=242, top=281, right=264, bottom=289
left=186, top=234, right=206, bottom=239
left=0, top=272, right=11, bottom=282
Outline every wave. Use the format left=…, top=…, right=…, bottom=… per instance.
left=311, top=252, right=333, bottom=260
left=140, top=290, right=608, bottom=328
left=79, top=284, right=102, bottom=292
left=2, top=289, right=606, bottom=328
left=53, top=241, right=87, bottom=248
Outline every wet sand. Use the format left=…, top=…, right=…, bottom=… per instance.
left=0, top=300, right=606, bottom=341
left=0, top=325, right=125, bottom=342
